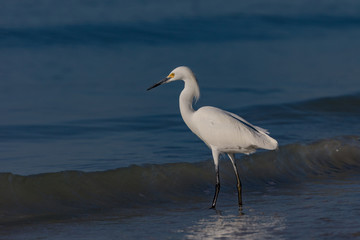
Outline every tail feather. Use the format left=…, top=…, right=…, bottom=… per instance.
left=224, top=109, right=278, bottom=151
left=258, top=133, right=278, bottom=150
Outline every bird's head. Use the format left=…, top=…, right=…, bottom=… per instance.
left=147, top=66, right=193, bottom=91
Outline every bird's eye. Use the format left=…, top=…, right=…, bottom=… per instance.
left=168, top=73, right=175, bottom=78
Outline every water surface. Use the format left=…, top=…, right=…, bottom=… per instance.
left=1, top=0, right=360, bottom=239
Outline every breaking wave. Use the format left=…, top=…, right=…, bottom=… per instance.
left=0, top=136, right=359, bottom=224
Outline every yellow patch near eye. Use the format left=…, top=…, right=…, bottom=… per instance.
left=168, top=73, right=175, bottom=78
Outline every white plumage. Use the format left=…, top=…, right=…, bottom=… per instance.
left=147, top=66, right=278, bottom=208
left=192, top=106, right=278, bottom=154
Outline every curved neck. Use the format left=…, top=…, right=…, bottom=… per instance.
left=179, top=77, right=199, bottom=129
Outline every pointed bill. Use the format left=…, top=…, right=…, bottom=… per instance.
left=147, top=77, right=170, bottom=91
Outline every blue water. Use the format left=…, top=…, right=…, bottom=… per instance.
left=1, top=0, right=360, bottom=239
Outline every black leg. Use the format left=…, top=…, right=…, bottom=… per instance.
left=210, top=168, right=220, bottom=209
left=228, top=153, right=242, bottom=206
left=210, top=149, right=220, bottom=209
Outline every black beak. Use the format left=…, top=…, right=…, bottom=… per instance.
left=147, top=77, right=170, bottom=91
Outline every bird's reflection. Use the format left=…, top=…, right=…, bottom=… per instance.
left=185, top=207, right=285, bottom=240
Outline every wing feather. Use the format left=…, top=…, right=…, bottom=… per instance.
left=192, top=106, right=278, bottom=153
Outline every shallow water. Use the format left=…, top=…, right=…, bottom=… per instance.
left=2, top=178, right=360, bottom=240
left=1, top=0, right=360, bottom=239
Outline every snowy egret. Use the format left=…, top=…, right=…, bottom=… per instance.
left=147, top=66, right=278, bottom=208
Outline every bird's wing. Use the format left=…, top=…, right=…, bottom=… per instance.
left=192, top=106, right=277, bottom=152
left=222, top=110, right=270, bottom=134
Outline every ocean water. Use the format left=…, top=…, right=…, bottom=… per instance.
left=1, top=0, right=360, bottom=239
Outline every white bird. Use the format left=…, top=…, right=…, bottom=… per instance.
left=147, top=66, right=278, bottom=208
